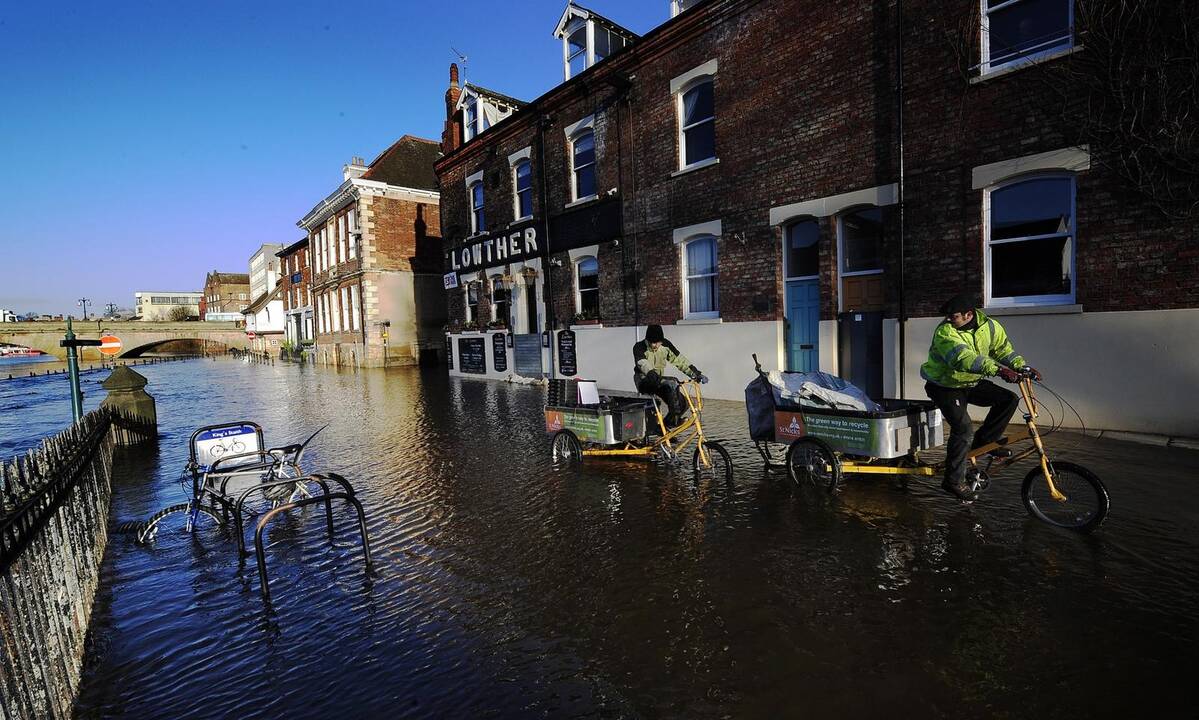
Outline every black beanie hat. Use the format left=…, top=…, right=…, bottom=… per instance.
left=940, top=292, right=978, bottom=316
left=645, top=324, right=665, bottom=343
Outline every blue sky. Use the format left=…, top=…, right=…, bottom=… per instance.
left=0, top=0, right=664, bottom=315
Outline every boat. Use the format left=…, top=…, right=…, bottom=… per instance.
left=0, top=345, right=45, bottom=357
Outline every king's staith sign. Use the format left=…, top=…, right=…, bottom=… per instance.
left=446, top=221, right=539, bottom=276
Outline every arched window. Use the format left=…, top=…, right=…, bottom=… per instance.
left=575, top=256, right=599, bottom=319
left=985, top=174, right=1075, bottom=305
left=682, top=235, right=719, bottom=318
left=571, top=130, right=596, bottom=201
left=470, top=181, right=485, bottom=234
left=679, top=78, right=715, bottom=168
left=513, top=160, right=533, bottom=219
left=785, top=220, right=820, bottom=279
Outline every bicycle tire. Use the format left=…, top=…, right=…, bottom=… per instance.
left=1021, top=460, right=1109, bottom=533
left=692, top=440, right=733, bottom=482
left=130, top=502, right=224, bottom=544
left=551, top=430, right=583, bottom=464
left=786, top=437, right=842, bottom=493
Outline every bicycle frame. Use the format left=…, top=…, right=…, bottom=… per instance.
left=582, top=380, right=712, bottom=461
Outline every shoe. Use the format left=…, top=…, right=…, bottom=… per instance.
left=941, top=478, right=978, bottom=502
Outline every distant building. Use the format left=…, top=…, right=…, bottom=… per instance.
left=242, top=283, right=285, bottom=352
left=0, top=309, right=16, bottom=323
left=277, top=237, right=313, bottom=348
left=249, top=243, right=283, bottom=302
left=202, top=271, right=251, bottom=321
left=296, top=136, right=444, bottom=367
left=133, top=292, right=202, bottom=321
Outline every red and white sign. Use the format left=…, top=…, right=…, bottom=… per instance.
left=99, top=335, right=122, bottom=356
left=246, top=331, right=257, bottom=339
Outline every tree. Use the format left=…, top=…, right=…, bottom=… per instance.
left=167, top=305, right=193, bottom=322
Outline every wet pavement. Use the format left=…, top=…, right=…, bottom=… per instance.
left=4, top=359, right=1197, bottom=718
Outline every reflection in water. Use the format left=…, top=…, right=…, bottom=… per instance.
left=0, top=359, right=1194, bottom=718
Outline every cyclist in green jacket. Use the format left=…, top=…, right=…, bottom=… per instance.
left=921, top=293, right=1041, bottom=501
left=633, top=324, right=706, bottom=427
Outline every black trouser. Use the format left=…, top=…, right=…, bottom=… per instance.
left=635, top=372, right=684, bottom=423
left=925, top=380, right=1019, bottom=484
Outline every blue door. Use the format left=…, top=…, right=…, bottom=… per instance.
left=786, top=279, right=820, bottom=371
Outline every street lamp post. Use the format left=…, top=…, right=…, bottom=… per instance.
left=77, top=297, right=92, bottom=320
left=105, top=302, right=118, bottom=318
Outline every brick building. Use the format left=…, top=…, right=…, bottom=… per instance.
left=435, top=0, right=1198, bottom=436
left=277, top=237, right=313, bottom=349
left=297, top=136, right=444, bottom=367
left=201, top=272, right=250, bottom=322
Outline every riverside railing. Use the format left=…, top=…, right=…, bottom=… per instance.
left=0, top=407, right=152, bottom=720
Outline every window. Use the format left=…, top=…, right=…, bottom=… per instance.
left=337, top=214, right=346, bottom=263
left=471, top=181, right=486, bottom=233
left=514, top=161, right=533, bottom=219
left=348, top=207, right=358, bottom=259
left=464, top=97, right=478, bottom=141
left=985, top=174, right=1075, bottom=305
left=785, top=220, right=820, bottom=279
left=575, top=256, right=599, bottom=319
left=239, top=293, right=247, bottom=300
left=679, top=79, right=716, bottom=168
left=465, top=282, right=479, bottom=322
left=571, top=130, right=596, bottom=201
left=683, top=236, right=719, bottom=318
left=491, top=276, right=509, bottom=325
left=838, top=207, right=884, bottom=275
left=331, top=290, right=340, bottom=332
left=350, top=285, right=360, bottom=330
left=672, top=0, right=699, bottom=16
left=567, top=22, right=587, bottom=78
left=981, top=0, right=1072, bottom=72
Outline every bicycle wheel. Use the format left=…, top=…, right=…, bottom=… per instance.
left=786, top=437, right=842, bottom=493
left=692, top=441, right=733, bottom=482
left=1021, top=461, right=1109, bottom=533
left=551, top=430, right=583, bottom=464
left=119, top=502, right=225, bottom=544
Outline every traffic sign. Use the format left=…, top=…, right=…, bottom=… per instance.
left=246, top=331, right=257, bottom=339
left=99, top=335, right=122, bottom=356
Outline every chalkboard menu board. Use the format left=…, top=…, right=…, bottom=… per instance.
left=458, top=336, right=486, bottom=374
left=557, top=329, right=577, bottom=377
left=492, top=332, right=507, bottom=372
left=514, top=334, right=542, bottom=377
left=445, top=335, right=453, bottom=369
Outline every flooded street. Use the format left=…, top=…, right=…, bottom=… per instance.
left=3, top=359, right=1196, bottom=718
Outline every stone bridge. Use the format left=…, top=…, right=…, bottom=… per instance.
left=0, top=321, right=249, bottom=361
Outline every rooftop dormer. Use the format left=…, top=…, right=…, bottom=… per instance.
left=553, top=2, right=639, bottom=82
left=455, top=83, right=526, bottom=144
left=670, top=0, right=700, bottom=17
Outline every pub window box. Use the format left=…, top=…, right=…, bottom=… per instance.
left=486, top=320, right=509, bottom=331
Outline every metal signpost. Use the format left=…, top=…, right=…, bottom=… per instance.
left=60, top=317, right=102, bottom=422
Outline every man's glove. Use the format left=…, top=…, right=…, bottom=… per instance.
left=689, top=366, right=708, bottom=383
left=1022, top=366, right=1042, bottom=382
left=997, top=367, right=1020, bottom=384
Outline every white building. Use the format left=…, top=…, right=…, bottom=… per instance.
left=249, top=244, right=283, bottom=302
left=241, top=283, right=286, bottom=352
left=0, top=309, right=17, bottom=323
left=133, top=292, right=202, bottom=321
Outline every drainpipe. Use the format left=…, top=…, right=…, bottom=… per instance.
left=895, top=0, right=908, bottom=398
left=536, top=113, right=556, bottom=378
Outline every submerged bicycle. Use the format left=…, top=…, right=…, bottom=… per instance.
left=749, top=358, right=1109, bottom=532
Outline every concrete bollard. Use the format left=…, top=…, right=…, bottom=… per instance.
left=99, top=366, right=158, bottom=445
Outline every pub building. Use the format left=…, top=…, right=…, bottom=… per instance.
left=436, top=0, right=1199, bottom=438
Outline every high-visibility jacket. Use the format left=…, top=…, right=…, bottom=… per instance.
left=633, top=339, right=692, bottom=380
left=920, top=310, right=1026, bottom=388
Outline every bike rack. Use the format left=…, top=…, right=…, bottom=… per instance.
left=232, top=472, right=358, bottom=559
left=254, top=483, right=373, bottom=605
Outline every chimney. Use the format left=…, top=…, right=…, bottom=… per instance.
left=343, top=155, right=368, bottom=181
left=442, top=62, right=463, bottom=155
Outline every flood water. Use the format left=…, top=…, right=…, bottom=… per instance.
left=2, top=359, right=1197, bottom=718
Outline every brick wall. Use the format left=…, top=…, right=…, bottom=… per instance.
left=436, top=0, right=1197, bottom=331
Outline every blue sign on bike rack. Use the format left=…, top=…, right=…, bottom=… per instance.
left=192, top=423, right=262, bottom=471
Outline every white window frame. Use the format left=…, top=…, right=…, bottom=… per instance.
left=489, top=273, right=508, bottom=324
left=330, top=288, right=341, bottom=332
left=348, top=206, right=358, bottom=259
left=980, top=0, right=1074, bottom=75
left=783, top=218, right=821, bottom=282
left=350, top=284, right=360, bottom=330
left=563, top=18, right=589, bottom=80
left=464, top=282, right=479, bottom=323
left=835, top=206, right=885, bottom=278
left=465, top=169, right=485, bottom=235
left=512, top=159, right=534, bottom=221
left=671, top=60, right=718, bottom=172
left=983, top=172, right=1077, bottom=308
left=674, top=219, right=722, bottom=320
left=572, top=255, right=600, bottom=316
left=565, top=115, right=597, bottom=204
left=464, top=96, right=478, bottom=142
left=671, top=0, right=699, bottom=16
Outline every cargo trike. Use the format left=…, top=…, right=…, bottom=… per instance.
left=546, top=377, right=732, bottom=480
left=746, top=355, right=1109, bottom=532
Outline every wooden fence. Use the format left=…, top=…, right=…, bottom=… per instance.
left=0, top=408, right=151, bottom=720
